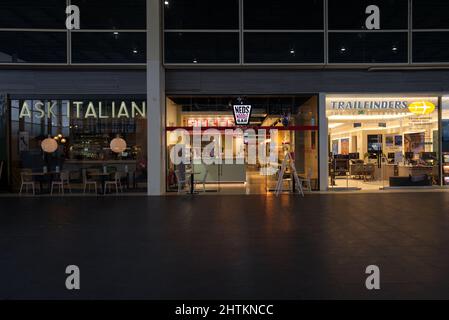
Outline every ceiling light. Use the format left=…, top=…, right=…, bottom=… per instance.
left=328, top=123, right=344, bottom=129
left=132, top=49, right=138, bottom=54
left=340, top=47, right=346, bottom=53
left=164, top=1, right=169, bottom=5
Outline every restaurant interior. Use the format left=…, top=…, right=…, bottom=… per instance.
left=10, top=98, right=148, bottom=195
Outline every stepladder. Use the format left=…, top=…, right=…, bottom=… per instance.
left=275, top=152, right=304, bottom=197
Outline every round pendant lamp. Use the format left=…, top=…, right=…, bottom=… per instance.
left=41, top=137, right=58, bottom=153
left=110, top=137, right=127, bottom=153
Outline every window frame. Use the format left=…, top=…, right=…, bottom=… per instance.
left=0, top=0, right=147, bottom=67
left=161, top=0, right=449, bottom=67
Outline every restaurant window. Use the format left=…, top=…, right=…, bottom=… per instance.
left=10, top=98, right=148, bottom=193
left=0, top=32, right=67, bottom=63
left=0, top=0, right=66, bottom=29
left=243, top=0, right=324, bottom=30
left=165, top=95, right=319, bottom=194
left=71, top=32, right=146, bottom=64
left=412, top=32, right=449, bottom=63
left=244, top=32, right=324, bottom=63
left=413, top=0, right=449, bottom=29
left=71, top=0, right=146, bottom=29
left=164, top=0, right=238, bottom=30
left=328, top=0, right=408, bottom=30
left=164, top=32, right=239, bottom=64
left=328, top=32, right=408, bottom=63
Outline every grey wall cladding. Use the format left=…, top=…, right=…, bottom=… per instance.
left=165, top=69, right=449, bottom=95
left=0, top=70, right=146, bottom=95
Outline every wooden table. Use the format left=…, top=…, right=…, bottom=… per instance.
left=24, top=172, right=59, bottom=194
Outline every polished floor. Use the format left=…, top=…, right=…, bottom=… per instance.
left=331, top=177, right=386, bottom=190
left=1, top=192, right=449, bottom=300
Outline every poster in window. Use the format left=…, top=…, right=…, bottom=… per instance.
left=385, top=135, right=394, bottom=147
left=404, top=133, right=425, bottom=154
left=19, top=131, right=29, bottom=152
left=341, top=138, right=349, bottom=155
left=394, top=135, right=403, bottom=147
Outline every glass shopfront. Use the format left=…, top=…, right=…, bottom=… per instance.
left=442, top=96, right=449, bottom=186
left=9, top=96, right=147, bottom=194
left=165, top=95, right=319, bottom=194
left=327, top=95, right=441, bottom=190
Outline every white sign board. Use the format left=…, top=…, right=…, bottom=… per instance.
left=233, top=105, right=252, bottom=125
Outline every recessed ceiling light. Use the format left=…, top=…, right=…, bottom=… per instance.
left=290, top=49, right=295, bottom=54
left=113, top=32, right=119, bottom=35
left=193, top=58, right=198, bottom=63
left=164, top=1, right=169, bottom=5
left=132, top=49, right=138, bottom=54
left=392, top=46, right=398, bottom=52
left=340, top=47, right=346, bottom=52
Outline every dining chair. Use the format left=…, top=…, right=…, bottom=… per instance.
left=51, top=171, right=71, bottom=195
left=19, top=170, right=36, bottom=195
left=104, top=172, right=122, bottom=194
left=82, top=169, right=97, bottom=194
left=194, top=169, right=209, bottom=192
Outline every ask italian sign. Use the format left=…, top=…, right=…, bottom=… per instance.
left=18, top=100, right=147, bottom=119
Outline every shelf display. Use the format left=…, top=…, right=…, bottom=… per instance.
left=444, top=153, right=449, bottom=185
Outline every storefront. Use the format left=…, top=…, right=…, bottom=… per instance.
left=165, top=95, right=319, bottom=194
left=4, top=95, right=148, bottom=194
left=326, top=94, right=445, bottom=190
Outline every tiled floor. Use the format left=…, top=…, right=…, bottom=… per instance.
left=1, top=193, right=449, bottom=299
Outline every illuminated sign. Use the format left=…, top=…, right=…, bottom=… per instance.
left=330, top=100, right=408, bottom=110
left=408, top=101, right=436, bottom=115
left=329, top=99, right=437, bottom=114
left=233, top=105, right=252, bottom=125
left=185, top=117, right=235, bottom=127
left=18, top=100, right=146, bottom=119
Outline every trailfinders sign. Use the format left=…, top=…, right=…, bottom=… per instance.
left=18, top=100, right=147, bottom=119
left=330, top=100, right=408, bottom=110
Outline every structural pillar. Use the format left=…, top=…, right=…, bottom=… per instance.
left=319, top=93, right=329, bottom=191
left=147, top=0, right=165, bottom=195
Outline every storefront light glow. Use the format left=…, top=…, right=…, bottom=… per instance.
left=110, top=137, right=127, bottom=153
left=41, top=137, right=58, bottom=153
left=328, top=114, right=413, bottom=121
